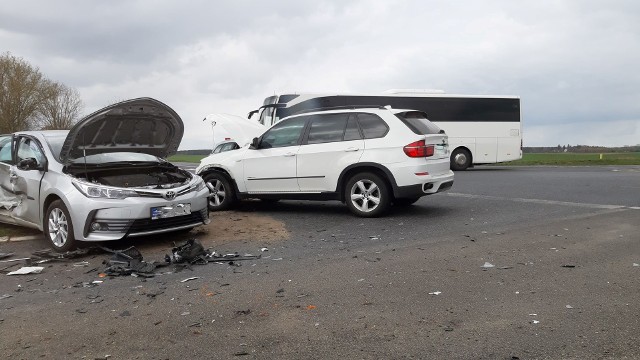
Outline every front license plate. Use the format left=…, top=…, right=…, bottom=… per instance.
left=151, top=203, right=191, bottom=220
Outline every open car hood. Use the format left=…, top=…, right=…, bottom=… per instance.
left=60, top=98, right=184, bottom=163
left=203, top=113, right=266, bottom=147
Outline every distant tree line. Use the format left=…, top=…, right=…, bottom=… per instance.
left=0, top=52, right=83, bottom=133
left=524, top=145, right=640, bottom=153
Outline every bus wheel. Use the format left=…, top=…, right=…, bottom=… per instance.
left=450, top=148, right=471, bottom=171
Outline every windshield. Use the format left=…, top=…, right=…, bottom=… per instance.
left=68, top=152, right=162, bottom=165
left=42, top=131, right=69, bottom=161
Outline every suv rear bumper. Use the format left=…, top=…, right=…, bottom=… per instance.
left=394, top=171, right=454, bottom=198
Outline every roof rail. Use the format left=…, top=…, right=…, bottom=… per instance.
left=292, top=105, right=388, bottom=116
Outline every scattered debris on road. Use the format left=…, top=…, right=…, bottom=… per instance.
left=481, top=262, right=495, bottom=268
left=7, top=266, right=44, bottom=275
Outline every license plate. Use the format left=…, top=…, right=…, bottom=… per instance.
left=151, top=203, right=191, bottom=220
left=435, top=145, right=447, bottom=155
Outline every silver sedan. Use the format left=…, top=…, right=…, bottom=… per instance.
left=0, top=98, right=210, bottom=251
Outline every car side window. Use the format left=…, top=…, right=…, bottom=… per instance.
left=260, top=117, right=307, bottom=149
left=343, top=115, right=362, bottom=141
left=16, top=137, right=45, bottom=166
left=307, top=114, right=350, bottom=144
left=357, top=113, right=389, bottom=139
left=0, top=136, right=12, bottom=164
left=213, top=144, right=223, bottom=154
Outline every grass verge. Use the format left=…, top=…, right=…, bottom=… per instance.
left=168, top=154, right=207, bottom=163
left=504, top=152, right=640, bottom=166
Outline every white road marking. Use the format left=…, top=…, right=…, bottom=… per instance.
left=446, top=192, right=634, bottom=210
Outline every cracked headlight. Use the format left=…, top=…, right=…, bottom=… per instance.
left=72, top=180, right=139, bottom=199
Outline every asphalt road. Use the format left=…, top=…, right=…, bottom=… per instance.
left=1, top=165, right=639, bottom=359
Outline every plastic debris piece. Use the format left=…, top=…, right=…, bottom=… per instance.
left=260, top=248, right=269, bottom=252
left=633, top=263, right=639, bottom=267
left=181, top=312, right=190, bottom=316
left=528, top=313, right=537, bottom=316
left=561, top=264, right=576, bottom=268
left=0, top=294, right=13, bottom=300
left=7, top=266, right=44, bottom=275
left=181, top=277, right=199, bottom=283
left=498, top=266, right=513, bottom=270
left=428, top=291, right=442, bottom=295
left=531, top=320, right=540, bottom=324
left=0, top=257, right=30, bottom=263
left=73, top=261, right=90, bottom=267
left=272, top=258, right=283, bottom=261
left=566, top=305, right=573, bottom=309
left=306, top=305, right=317, bottom=310
left=481, top=262, right=495, bottom=268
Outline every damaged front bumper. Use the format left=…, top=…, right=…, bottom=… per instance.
left=65, top=187, right=210, bottom=242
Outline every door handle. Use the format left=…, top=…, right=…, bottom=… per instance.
left=344, top=147, right=360, bottom=152
left=283, top=152, right=296, bottom=157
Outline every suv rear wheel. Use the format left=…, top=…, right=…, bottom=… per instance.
left=345, top=172, right=390, bottom=217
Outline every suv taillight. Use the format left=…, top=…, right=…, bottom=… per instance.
left=403, top=140, right=434, bottom=157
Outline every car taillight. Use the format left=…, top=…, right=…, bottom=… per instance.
left=403, top=140, right=434, bottom=157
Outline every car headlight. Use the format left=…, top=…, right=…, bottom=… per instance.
left=193, top=176, right=206, bottom=192
left=72, top=180, right=139, bottom=199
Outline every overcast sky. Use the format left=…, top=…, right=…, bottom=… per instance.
left=1, top=0, right=638, bottom=148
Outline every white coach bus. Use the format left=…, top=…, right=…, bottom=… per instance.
left=249, top=90, right=522, bottom=170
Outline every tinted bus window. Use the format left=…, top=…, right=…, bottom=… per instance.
left=275, top=95, right=520, bottom=122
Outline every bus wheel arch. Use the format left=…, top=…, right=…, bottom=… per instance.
left=450, top=147, right=472, bottom=171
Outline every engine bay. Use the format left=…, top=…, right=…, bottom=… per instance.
left=66, top=163, right=192, bottom=189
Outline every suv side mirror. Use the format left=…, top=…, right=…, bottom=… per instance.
left=249, top=137, right=260, bottom=150
left=17, top=157, right=40, bottom=171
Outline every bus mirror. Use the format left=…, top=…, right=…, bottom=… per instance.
left=247, top=109, right=259, bottom=119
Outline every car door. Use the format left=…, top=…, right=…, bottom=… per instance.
left=0, top=135, right=16, bottom=224
left=242, top=117, right=307, bottom=193
left=297, top=113, right=365, bottom=192
left=6, top=135, right=48, bottom=227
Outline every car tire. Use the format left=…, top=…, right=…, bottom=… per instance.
left=203, top=172, right=236, bottom=211
left=44, top=200, right=76, bottom=252
left=345, top=172, right=391, bottom=217
left=393, top=197, right=421, bottom=206
left=450, top=148, right=472, bottom=171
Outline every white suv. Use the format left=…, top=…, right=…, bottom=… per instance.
left=196, top=107, right=454, bottom=217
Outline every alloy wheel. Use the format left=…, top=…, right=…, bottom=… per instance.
left=206, top=179, right=227, bottom=207
left=350, top=179, right=381, bottom=213
left=48, top=208, right=68, bottom=248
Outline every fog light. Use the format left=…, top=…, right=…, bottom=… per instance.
left=90, top=222, right=102, bottom=231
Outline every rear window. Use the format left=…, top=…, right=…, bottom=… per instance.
left=395, top=111, right=443, bottom=135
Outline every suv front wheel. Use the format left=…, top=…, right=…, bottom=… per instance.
left=203, top=172, right=237, bottom=211
left=345, top=172, right=391, bottom=217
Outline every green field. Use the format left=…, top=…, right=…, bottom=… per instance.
left=168, top=154, right=208, bottom=163
left=505, top=152, right=640, bottom=166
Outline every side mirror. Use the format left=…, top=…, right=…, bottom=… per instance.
left=17, top=157, right=40, bottom=171
left=249, top=137, right=260, bottom=150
